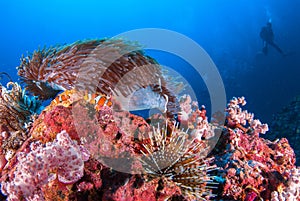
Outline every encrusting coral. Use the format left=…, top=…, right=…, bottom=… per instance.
left=211, top=97, right=298, bottom=201
left=271, top=167, right=300, bottom=201
left=0, top=38, right=299, bottom=201
left=269, top=95, right=300, bottom=166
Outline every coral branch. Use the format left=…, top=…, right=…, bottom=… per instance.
left=226, top=97, right=269, bottom=135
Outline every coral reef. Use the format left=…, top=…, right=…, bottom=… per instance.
left=269, top=94, right=300, bottom=166
left=1, top=90, right=297, bottom=201
left=210, top=98, right=297, bottom=201
left=0, top=88, right=208, bottom=200
left=213, top=129, right=296, bottom=200
left=0, top=39, right=299, bottom=201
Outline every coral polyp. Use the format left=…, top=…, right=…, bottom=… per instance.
left=139, top=121, right=218, bottom=200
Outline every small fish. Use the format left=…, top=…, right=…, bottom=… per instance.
left=93, top=94, right=113, bottom=110
left=52, top=90, right=113, bottom=111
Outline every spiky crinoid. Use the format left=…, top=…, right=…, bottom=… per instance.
left=139, top=121, right=218, bottom=200
left=0, top=82, right=42, bottom=162
left=0, top=82, right=41, bottom=132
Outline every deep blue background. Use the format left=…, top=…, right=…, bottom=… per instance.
left=0, top=0, right=299, bottom=123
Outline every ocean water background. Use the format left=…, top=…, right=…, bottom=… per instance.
left=0, top=0, right=299, bottom=123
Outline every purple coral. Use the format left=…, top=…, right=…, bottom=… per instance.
left=1, top=130, right=89, bottom=200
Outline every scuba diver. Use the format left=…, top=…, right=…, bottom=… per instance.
left=260, top=22, right=285, bottom=56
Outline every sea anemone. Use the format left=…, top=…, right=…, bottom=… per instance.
left=17, top=39, right=179, bottom=117
left=139, top=121, right=218, bottom=200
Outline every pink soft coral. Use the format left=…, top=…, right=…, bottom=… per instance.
left=1, top=130, right=89, bottom=201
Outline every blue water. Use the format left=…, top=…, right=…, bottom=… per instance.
left=0, top=0, right=299, bottom=122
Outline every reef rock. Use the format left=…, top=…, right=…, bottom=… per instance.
left=269, top=94, right=300, bottom=166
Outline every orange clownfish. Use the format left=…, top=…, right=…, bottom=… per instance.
left=83, top=91, right=113, bottom=110
left=52, top=91, right=73, bottom=107
left=51, top=90, right=113, bottom=111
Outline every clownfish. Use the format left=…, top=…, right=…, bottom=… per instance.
left=83, top=92, right=113, bottom=110
left=52, top=89, right=112, bottom=111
